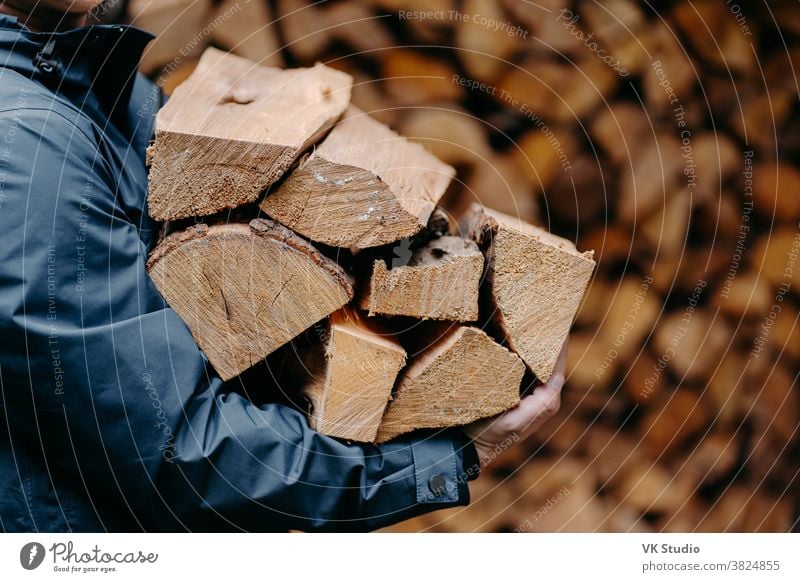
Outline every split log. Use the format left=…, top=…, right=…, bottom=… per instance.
left=275, top=0, right=330, bottom=62
left=147, top=47, right=352, bottom=221
left=129, top=0, right=212, bottom=75
left=375, top=325, right=524, bottom=443
left=324, top=3, right=395, bottom=54
left=463, top=153, right=539, bottom=224
left=752, top=162, right=800, bottom=220
left=497, top=57, right=617, bottom=123
left=512, top=126, right=579, bottom=192
left=146, top=218, right=354, bottom=380
left=731, top=89, right=793, bottom=154
left=641, top=21, right=697, bottom=114
left=751, top=228, right=800, bottom=287
left=652, top=311, right=732, bottom=382
left=589, top=102, right=653, bottom=166
left=715, top=271, right=773, bottom=317
left=671, top=0, right=756, bottom=74
left=502, top=0, right=585, bottom=56
left=260, top=106, right=455, bottom=249
left=456, top=0, right=521, bottom=83
left=303, top=308, right=406, bottom=442
left=464, top=204, right=596, bottom=381
left=624, top=351, right=665, bottom=406
left=769, top=304, right=800, bottom=362
left=565, top=330, right=616, bottom=391
left=691, top=133, right=740, bottom=203
left=639, top=189, right=691, bottom=254
left=707, top=350, right=748, bottom=426
left=579, top=0, right=647, bottom=58
left=399, top=106, right=492, bottom=168
left=382, top=49, right=463, bottom=105
left=617, top=133, right=683, bottom=223
left=210, top=0, right=283, bottom=66
left=641, top=390, right=710, bottom=458
left=359, top=235, right=484, bottom=321
left=614, top=460, right=687, bottom=515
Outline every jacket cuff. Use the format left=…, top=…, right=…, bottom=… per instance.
left=407, top=430, right=472, bottom=505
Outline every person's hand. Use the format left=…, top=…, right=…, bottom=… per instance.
left=463, top=341, right=567, bottom=469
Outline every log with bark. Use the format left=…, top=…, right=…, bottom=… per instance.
left=146, top=218, right=354, bottom=380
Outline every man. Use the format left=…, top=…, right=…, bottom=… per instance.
left=0, top=0, right=566, bottom=532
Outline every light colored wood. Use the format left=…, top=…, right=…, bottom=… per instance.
left=641, top=390, right=709, bottom=457
left=639, top=190, right=691, bottom=254
left=456, top=0, right=521, bottom=83
left=375, top=325, right=524, bottom=443
left=707, top=350, right=748, bottom=427
left=261, top=106, right=454, bottom=249
left=325, top=3, right=395, bottom=53
left=147, top=47, right=352, bottom=221
left=158, top=56, right=200, bottom=96
left=399, top=106, right=492, bottom=168
left=691, top=133, right=739, bottom=202
left=360, top=235, right=484, bottom=321
left=146, top=218, right=353, bottom=380
left=464, top=204, right=596, bottom=381
left=751, top=227, right=800, bottom=287
left=511, top=126, right=578, bottom=192
left=641, top=21, right=696, bottom=113
left=590, top=102, right=652, bottom=166
left=752, top=162, right=800, bottom=221
left=652, top=310, right=732, bottom=382
left=671, top=0, right=755, bottom=74
left=129, top=0, right=212, bottom=75
left=465, top=153, right=538, bottom=224
left=614, top=460, right=688, bottom=515
left=497, top=57, right=617, bottom=123
left=715, top=271, right=773, bottom=317
left=276, top=0, right=330, bottom=62
left=618, top=133, right=683, bottom=223
left=382, top=49, right=463, bottom=105
left=210, top=0, right=283, bottom=66
left=303, top=308, right=406, bottom=442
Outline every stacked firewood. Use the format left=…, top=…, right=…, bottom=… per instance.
left=128, top=0, right=800, bottom=532
left=143, top=45, right=594, bottom=445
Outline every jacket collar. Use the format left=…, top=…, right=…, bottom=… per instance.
left=0, top=13, right=153, bottom=123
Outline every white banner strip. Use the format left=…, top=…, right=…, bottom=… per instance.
left=1, top=533, right=798, bottom=581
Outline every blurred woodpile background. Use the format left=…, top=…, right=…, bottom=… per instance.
left=123, top=0, right=800, bottom=532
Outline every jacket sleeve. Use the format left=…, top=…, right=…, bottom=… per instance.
left=0, top=108, right=477, bottom=532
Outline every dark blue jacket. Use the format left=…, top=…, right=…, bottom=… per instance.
left=0, top=15, right=476, bottom=532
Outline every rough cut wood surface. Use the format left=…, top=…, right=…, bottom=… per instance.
left=359, top=235, right=484, bottom=321
left=463, top=204, right=596, bottom=382
left=147, top=47, right=352, bottom=220
left=147, top=218, right=353, bottom=380
left=375, top=325, right=524, bottom=443
left=303, top=308, right=406, bottom=442
left=260, top=106, right=455, bottom=249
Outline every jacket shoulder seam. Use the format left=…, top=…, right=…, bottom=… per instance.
left=0, top=106, right=98, bottom=149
